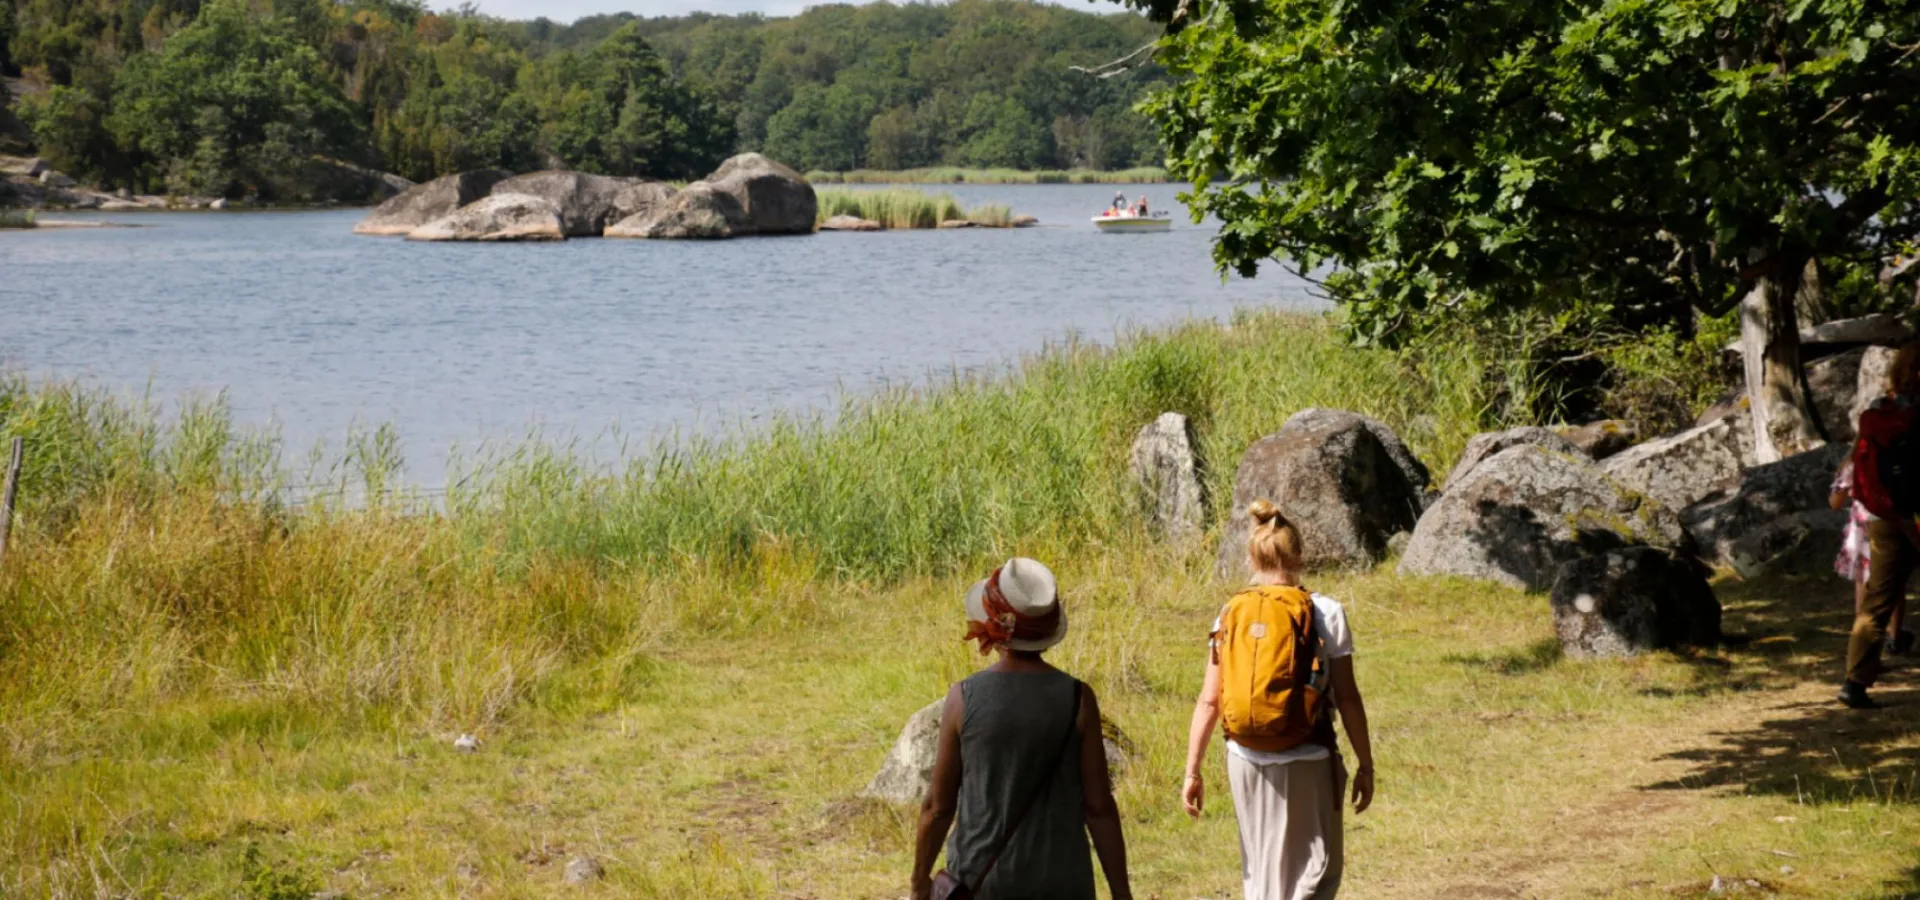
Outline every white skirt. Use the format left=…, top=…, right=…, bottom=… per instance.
left=1226, top=752, right=1345, bottom=900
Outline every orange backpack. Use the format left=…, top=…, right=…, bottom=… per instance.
left=1216, top=584, right=1326, bottom=752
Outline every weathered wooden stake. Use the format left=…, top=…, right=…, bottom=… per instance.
left=0, top=437, right=22, bottom=570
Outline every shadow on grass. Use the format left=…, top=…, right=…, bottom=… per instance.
left=1640, top=574, right=1920, bottom=812
left=1443, top=637, right=1564, bottom=675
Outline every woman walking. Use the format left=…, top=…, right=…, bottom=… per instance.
left=910, top=557, right=1134, bottom=900
left=1181, top=501, right=1375, bottom=900
left=1840, top=340, right=1920, bottom=709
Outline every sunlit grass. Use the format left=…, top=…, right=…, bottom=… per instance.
left=814, top=188, right=1020, bottom=229
left=6, top=311, right=1907, bottom=896
left=0, top=209, right=36, bottom=229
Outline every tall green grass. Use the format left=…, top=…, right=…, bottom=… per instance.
left=0, top=312, right=1506, bottom=750
left=0, top=209, right=36, bottom=228
left=809, top=166, right=1169, bottom=184
left=815, top=188, right=1017, bottom=228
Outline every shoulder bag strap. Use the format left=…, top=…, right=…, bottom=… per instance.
left=968, top=679, right=1084, bottom=893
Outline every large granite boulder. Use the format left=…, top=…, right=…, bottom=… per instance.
left=605, top=153, right=815, bottom=239
left=1399, top=445, right=1691, bottom=591
left=1550, top=547, right=1722, bottom=659
left=1553, top=419, right=1640, bottom=460
left=1681, top=443, right=1850, bottom=566
left=1281, top=409, right=1432, bottom=501
left=354, top=169, right=509, bottom=235
left=863, top=698, right=1128, bottom=805
left=1808, top=347, right=1867, bottom=443
left=1725, top=509, right=1848, bottom=578
left=1445, top=427, right=1587, bottom=488
left=605, top=183, right=742, bottom=239
left=1129, top=412, right=1207, bottom=541
left=493, top=170, right=654, bottom=237
left=1216, top=411, right=1426, bottom=573
left=1599, top=416, right=1755, bottom=513
left=405, top=193, right=565, bottom=242
left=1850, top=346, right=1899, bottom=429
left=610, top=180, right=677, bottom=224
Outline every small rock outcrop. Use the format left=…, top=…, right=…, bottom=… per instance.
left=1550, top=547, right=1721, bottom=658
left=819, top=214, right=882, bottom=231
left=607, top=153, right=815, bottom=239
left=1599, top=416, right=1755, bottom=513
left=38, top=169, right=74, bottom=187
left=563, top=855, right=604, bottom=885
left=1399, top=445, right=1691, bottom=591
left=494, top=170, right=654, bottom=237
left=406, top=193, right=565, bottom=242
left=1128, top=412, right=1207, bottom=541
left=354, top=169, right=509, bottom=235
left=1553, top=419, right=1640, bottom=460
left=864, top=698, right=1128, bottom=805
left=1445, top=427, right=1587, bottom=488
left=1216, top=411, right=1426, bottom=573
left=1681, top=443, right=1850, bottom=566
left=1012, top=215, right=1039, bottom=227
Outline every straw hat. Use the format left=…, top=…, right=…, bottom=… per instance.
left=964, top=557, right=1068, bottom=652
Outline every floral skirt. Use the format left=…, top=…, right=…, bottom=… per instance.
left=1836, top=503, right=1872, bottom=582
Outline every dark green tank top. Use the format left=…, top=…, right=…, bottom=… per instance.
left=945, top=670, right=1096, bottom=900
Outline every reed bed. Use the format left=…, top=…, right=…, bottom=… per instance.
left=0, top=313, right=1493, bottom=736
left=815, top=188, right=1018, bottom=229
left=808, top=166, right=1169, bottom=184
left=0, top=209, right=36, bottom=228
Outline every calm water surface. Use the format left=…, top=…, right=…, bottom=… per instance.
left=0, top=183, right=1316, bottom=487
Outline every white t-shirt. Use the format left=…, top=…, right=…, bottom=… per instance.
left=1209, top=591, right=1354, bottom=766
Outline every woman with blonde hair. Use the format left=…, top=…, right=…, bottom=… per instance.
left=1181, top=501, right=1375, bottom=899
left=910, top=557, right=1134, bottom=900
left=1841, top=340, right=1920, bottom=709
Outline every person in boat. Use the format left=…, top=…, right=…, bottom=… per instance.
left=1112, top=191, right=1129, bottom=212
left=1133, top=196, right=1150, bottom=217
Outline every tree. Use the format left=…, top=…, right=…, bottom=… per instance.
left=108, top=0, right=360, bottom=197
left=534, top=22, right=732, bottom=178
left=1136, top=0, right=1920, bottom=461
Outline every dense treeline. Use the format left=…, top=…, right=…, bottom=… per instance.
left=0, top=0, right=1166, bottom=200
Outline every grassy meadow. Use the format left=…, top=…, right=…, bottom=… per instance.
left=2, top=312, right=1917, bottom=898
left=806, top=167, right=1170, bottom=185
left=815, top=188, right=1015, bottom=229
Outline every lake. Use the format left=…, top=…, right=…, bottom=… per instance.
left=0, top=183, right=1318, bottom=488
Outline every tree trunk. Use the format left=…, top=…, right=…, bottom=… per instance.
left=1793, top=257, right=1829, bottom=327
left=1740, top=262, right=1823, bottom=464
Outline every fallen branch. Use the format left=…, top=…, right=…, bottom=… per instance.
left=1070, top=40, right=1160, bottom=79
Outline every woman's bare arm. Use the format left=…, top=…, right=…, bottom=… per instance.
left=910, top=683, right=965, bottom=900
left=1329, top=656, right=1374, bottom=813
left=1182, top=652, right=1223, bottom=818
left=1078, top=685, right=1133, bottom=900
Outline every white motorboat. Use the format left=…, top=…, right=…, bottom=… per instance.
left=1092, top=211, right=1172, bottom=233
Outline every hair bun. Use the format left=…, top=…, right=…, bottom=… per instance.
left=1248, top=499, right=1283, bottom=526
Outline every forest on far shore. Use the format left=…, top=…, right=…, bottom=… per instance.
left=0, top=0, right=1167, bottom=201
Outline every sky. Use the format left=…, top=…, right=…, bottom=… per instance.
left=452, top=0, right=1091, bottom=22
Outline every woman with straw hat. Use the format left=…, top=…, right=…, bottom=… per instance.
left=910, top=557, right=1135, bottom=900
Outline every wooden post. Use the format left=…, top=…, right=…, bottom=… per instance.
left=0, top=437, right=22, bottom=571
